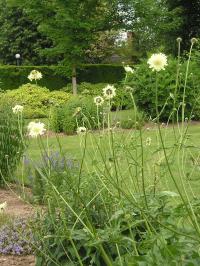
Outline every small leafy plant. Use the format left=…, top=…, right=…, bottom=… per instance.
left=0, top=104, right=24, bottom=185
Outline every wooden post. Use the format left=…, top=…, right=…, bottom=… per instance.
left=72, top=65, right=77, bottom=95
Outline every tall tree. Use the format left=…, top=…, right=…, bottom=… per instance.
left=167, top=0, right=200, bottom=51
left=116, top=0, right=183, bottom=56
left=8, top=0, right=119, bottom=94
left=0, top=0, right=56, bottom=65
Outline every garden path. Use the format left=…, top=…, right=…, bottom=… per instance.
left=0, top=187, right=35, bottom=266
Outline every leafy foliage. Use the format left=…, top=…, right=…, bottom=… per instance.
left=119, top=109, right=146, bottom=129
left=9, top=0, right=119, bottom=67
left=0, top=84, right=71, bottom=118
left=51, top=96, right=104, bottom=134
left=34, top=190, right=200, bottom=265
left=0, top=2, right=55, bottom=65
left=0, top=104, right=24, bottom=185
left=125, top=58, right=200, bottom=120
left=117, top=0, right=183, bottom=57
left=23, top=152, right=79, bottom=204
left=167, top=0, right=200, bottom=52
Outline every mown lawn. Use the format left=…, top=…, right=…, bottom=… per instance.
left=24, top=121, right=200, bottom=197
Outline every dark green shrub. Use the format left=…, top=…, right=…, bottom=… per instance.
left=51, top=96, right=104, bottom=134
left=125, top=58, right=200, bottom=121
left=77, top=64, right=126, bottom=83
left=0, top=84, right=71, bottom=118
left=0, top=105, right=25, bottom=185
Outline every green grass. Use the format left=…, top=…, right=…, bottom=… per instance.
left=20, top=122, right=200, bottom=197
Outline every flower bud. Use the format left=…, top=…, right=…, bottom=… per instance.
left=191, top=38, right=198, bottom=44
left=176, top=37, right=182, bottom=43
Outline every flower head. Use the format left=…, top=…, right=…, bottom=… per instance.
left=191, top=38, right=198, bottom=44
left=12, top=105, right=24, bottom=114
left=145, top=137, right=152, bottom=146
left=0, top=202, right=7, bottom=212
left=27, top=121, right=46, bottom=138
left=147, top=53, right=168, bottom=72
left=176, top=37, right=182, bottom=43
left=77, top=127, right=87, bottom=135
left=124, top=65, right=134, bottom=73
left=102, top=85, right=116, bottom=99
left=28, top=70, right=43, bottom=82
left=94, top=96, right=104, bottom=106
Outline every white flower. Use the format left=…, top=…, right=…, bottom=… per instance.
left=102, top=85, right=116, bottom=99
left=12, top=105, right=24, bottom=114
left=77, top=127, right=87, bottom=134
left=124, top=65, right=134, bottom=73
left=27, top=121, right=46, bottom=138
left=147, top=53, right=168, bottom=72
left=0, top=202, right=7, bottom=212
left=94, top=96, right=104, bottom=106
left=145, top=137, right=152, bottom=146
left=28, top=70, right=43, bottom=81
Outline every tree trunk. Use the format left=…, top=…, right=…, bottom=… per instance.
left=72, top=66, right=77, bottom=95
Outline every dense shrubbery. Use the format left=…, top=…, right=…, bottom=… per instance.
left=51, top=96, right=104, bottom=134
left=125, top=58, right=200, bottom=121
left=0, top=84, right=71, bottom=118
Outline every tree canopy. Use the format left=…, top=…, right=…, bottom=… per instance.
left=0, top=0, right=56, bottom=65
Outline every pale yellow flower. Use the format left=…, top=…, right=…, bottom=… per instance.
left=27, top=121, right=46, bottom=138
left=77, top=127, right=87, bottom=134
left=147, top=53, right=168, bottom=72
left=12, top=105, right=24, bottom=114
left=124, top=65, right=134, bottom=73
left=145, top=137, right=152, bottom=146
left=0, top=202, right=7, bottom=212
left=94, top=96, right=104, bottom=106
left=28, top=70, right=43, bottom=81
left=102, top=85, right=116, bottom=99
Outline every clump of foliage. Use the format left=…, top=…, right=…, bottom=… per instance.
left=63, top=82, right=134, bottom=111
left=33, top=185, right=200, bottom=265
left=125, top=58, right=200, bottom=121
left=24, top=151, right=79, bottom=204
left=119, top=109, right=146, bottom=129
left=51, top=96, right=104, bottom=134
left=0, top=104, right=24, bottom=185
left=0, top=2, right=55, bottom=65
left=62, top=82, right=107, bottom=95
left=0, top=83, right=71, bottom=118
left=0, top=218, right=34, bottom=255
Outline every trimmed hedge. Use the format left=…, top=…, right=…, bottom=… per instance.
left=0, top=64, right=126, bottom=91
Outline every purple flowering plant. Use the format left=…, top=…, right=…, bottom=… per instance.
left=0, top=218, right=35, bottom=255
